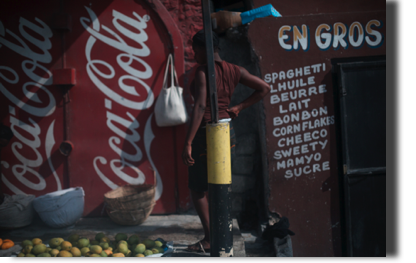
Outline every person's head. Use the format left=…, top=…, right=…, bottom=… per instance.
left=192, top=30, right=220, bottom=64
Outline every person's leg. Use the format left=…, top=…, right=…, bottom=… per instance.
left=187, top=128, right=211, bottom=252
left=191, top=190, right=210, bottom=246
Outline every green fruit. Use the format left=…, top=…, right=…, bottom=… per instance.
left=100, top=251, right=108, bottom=257
left=157, top=247, right=164, bottom=253
left=32, top=238, right=42, bottom=246
left=136, top=254, right=145, bottom=257
left=90, top=240, right=99, bottom=245
left=143, top=239, right=155, bottom=249
left=151, top=248, right=159, bottom=254
left=134, top=244, right=146, bottom=255
left=68, top=234, right=79, bottom=243
left=118, top=240, right=128, bottom=246
left=58, top=251, right=73, bottom=257
left=32, top=244, right=47, bottom=255
left=118, top=243, right=128, bottom=255
left=80, top=247, right=90, bottom=256
left=100, top=237, right=110, bottom=243
left=26, top=254, right=36, bottom=257
left=126, top=250, right=132, bottom=257
left=37, top=252, right=51, bottom=257
left=95, top=232, right=106, bottom=242
left=49, top=238, right=61, bottom=248
left=128, top=234, right=140, bottom=246
left=90, top=245, right=102, bottom=254
left=90, top=254, right=101, bottom=257
left=17, top=253, right=25, bottom=257
left=115, top=233, right=127, bottom=243
left=56, top=246, right=61, bottom=251
left=22, top=240, right=33, bottom=247
left=77, top=238, right=90, bottom=248
left=23, top=245, right=33, bottom=254
left=99, top=242, right=109, bottom=250
left=70, top=247, right=81, bottom=257
left=57, top=238, right=64, bottom=243
left=50, top=249, right=59, bottom=257
left=144, top=249, right=153, bottom=256
left=154, top=241, right=163, bottom=248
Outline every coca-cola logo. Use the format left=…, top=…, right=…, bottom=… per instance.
left=0, top=17, right=61, bottom=193
left=80, top=7, right=163, bottom=200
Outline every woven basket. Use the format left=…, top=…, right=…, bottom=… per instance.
left=104, top=184, right=156, bottom=211
left=106, top=203, right=156, bottom=226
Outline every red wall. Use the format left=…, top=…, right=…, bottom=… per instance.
left=0, top=0, right=198, bottom=216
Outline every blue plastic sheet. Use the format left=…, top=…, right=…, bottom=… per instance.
left=240, top=4, right=282, bottom=25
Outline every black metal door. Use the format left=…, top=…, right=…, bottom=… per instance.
left=337, top=60, right=386, bottom=257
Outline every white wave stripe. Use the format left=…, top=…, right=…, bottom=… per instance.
left=144, top=113, right=162, bottom=201
left=45, top=120, right=61, bottom=190
left=93, top=157, right=119, bottom=190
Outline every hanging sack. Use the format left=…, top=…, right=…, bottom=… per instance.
left=154, top=54, right=188, bottom=127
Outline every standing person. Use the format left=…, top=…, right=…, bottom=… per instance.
left=182, top=30, right=270, bottom=252
left=0, top=123, right=14, bottom=205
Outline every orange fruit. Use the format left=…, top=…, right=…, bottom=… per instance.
left=61, top=241, right=72, bottom=251
left=1, top=240, right=14, bottom=250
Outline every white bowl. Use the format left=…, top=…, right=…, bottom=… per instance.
left=33, top=187, right=85, bottom=228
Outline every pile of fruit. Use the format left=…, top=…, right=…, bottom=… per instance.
left=0, top=238, right=15, bottom=250
left=16, top=233, right=166, bottom=257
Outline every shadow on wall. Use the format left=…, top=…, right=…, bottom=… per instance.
left=217, top=26, right=269, bottom=227
left=323, top=69, right=343, bottom=256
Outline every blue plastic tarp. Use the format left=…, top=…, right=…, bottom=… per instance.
left=240, top=4, right=282, bottom=25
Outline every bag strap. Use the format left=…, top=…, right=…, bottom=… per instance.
left=162, top=54, right=180, bottom=89
left=162, top=54, right=173, bottom=89
left=170, top=55, right=179, bottom=86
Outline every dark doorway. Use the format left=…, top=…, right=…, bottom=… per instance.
left=334, top=58, right=386, bottom=256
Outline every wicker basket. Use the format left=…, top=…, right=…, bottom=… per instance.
left=104, top=184, right=156, bottom=211
left=104, top=181, right=156, bottom=225
left=106, top=203, right=156, bottom=226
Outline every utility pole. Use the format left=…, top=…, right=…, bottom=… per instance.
left=201, top=0, right=233, bottom=257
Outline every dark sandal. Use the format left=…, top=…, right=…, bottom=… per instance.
left=186, top=241, right=210, bottom=253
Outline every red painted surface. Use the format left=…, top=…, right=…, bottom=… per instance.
left=0, top=1, right=66, bottom=198
left=0, top=0, right=191, bottom=216
left=52, top=69, right=76, bottom=86
left=248, top=2, right=386, bottom=255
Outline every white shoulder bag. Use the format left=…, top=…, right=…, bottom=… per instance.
left=154, top=54, right=189, bottom=127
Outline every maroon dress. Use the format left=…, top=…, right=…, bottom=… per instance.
left=190, top=60, right=241, bottom=125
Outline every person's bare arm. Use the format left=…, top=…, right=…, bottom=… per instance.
left=226, top=67, right=271, bottom=118
left=182, top=67, right=207, bottom=166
